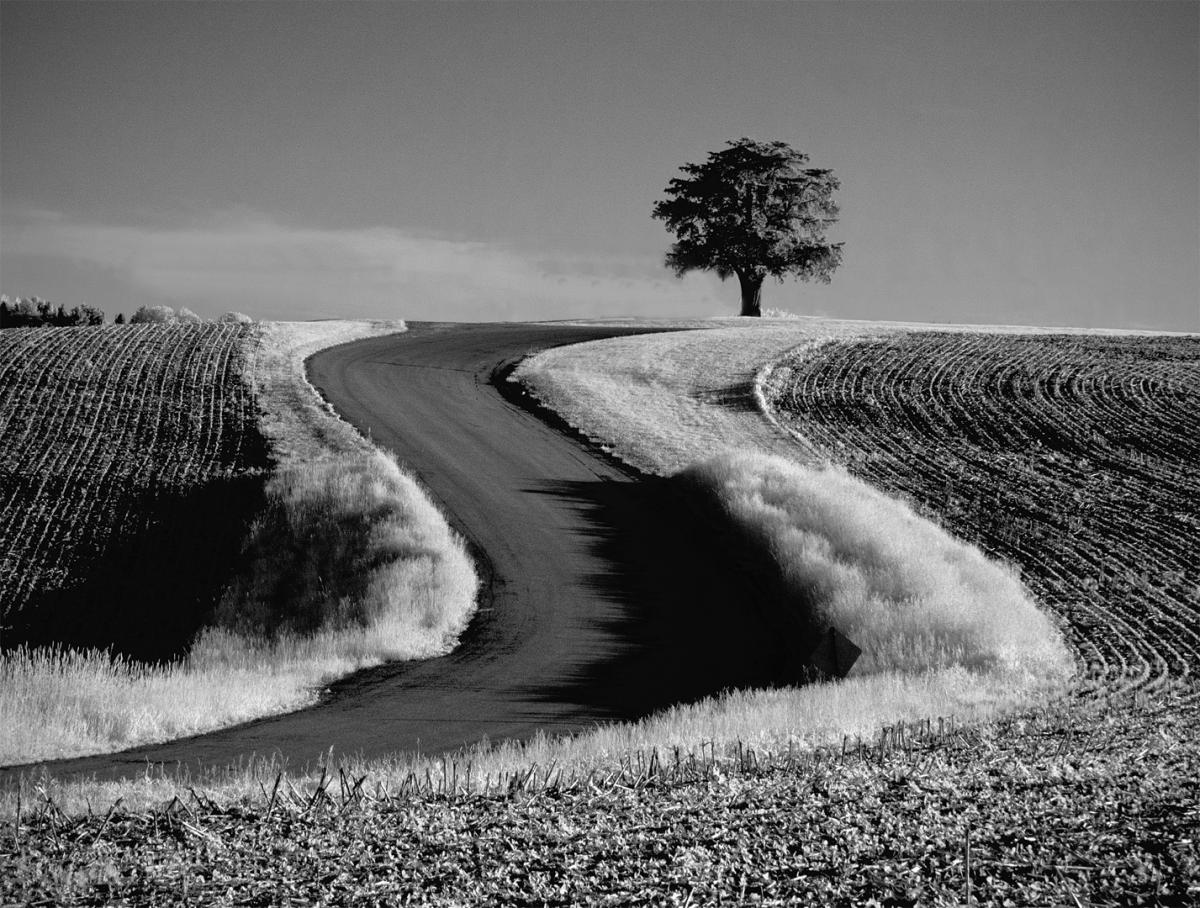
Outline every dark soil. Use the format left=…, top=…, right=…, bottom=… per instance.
left=5, top=686, right=1196, bottom=906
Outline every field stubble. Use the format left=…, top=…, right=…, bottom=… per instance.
left=5, top=687, right=1195, bottom=905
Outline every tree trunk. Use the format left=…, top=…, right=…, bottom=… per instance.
left=737, top=271, right=764, bottom=317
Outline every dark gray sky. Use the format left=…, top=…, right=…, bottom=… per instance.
left=2, top=1, right=1196, bottom=329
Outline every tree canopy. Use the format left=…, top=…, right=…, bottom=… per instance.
left=652, top=138, right=843, bottom=316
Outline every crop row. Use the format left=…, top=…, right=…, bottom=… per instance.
left=761, top=332, right=1200, bottom=696
left=0, top=324, right=267, bottom=646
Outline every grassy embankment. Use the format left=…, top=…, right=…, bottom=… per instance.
left=0, top=321, right=477, bottom=765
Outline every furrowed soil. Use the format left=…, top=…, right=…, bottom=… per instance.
left=761, top=331, right=1200, bottom=696
left=0, top=324, right=270, bottom=660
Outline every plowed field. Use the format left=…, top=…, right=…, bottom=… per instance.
left=0, top=325, right=269, bottom=658
left=761, top=331, right=1200, bottom=695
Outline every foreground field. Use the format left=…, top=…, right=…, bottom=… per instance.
left=6, top=689, right=1196, bottom=905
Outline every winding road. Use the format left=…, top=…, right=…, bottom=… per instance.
left=2, top=322, right=796, bottom=787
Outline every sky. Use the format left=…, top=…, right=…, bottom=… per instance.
left=1, top=1, right=1196, bottom=330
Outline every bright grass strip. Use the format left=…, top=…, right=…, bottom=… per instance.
left=209, top=450, right=478, bottom=649
left=0, top=663, right=1080, bottom=818
left=0, top=645, right=310, bottom=763
left=214, top=321, right=479, bottom=645
left=514, top=320, right=860, bottom=471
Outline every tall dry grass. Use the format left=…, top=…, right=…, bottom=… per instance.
left=213, top=452, right=475, bottom=645
left=678, top=451, right=1071, bottom=680
left=1, top=644, right=309, bottom=764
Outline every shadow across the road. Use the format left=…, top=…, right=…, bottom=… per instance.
left=520, top=475, right=829, bottom=720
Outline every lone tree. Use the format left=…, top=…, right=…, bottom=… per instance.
left=652, top=137, right=843, bottom=317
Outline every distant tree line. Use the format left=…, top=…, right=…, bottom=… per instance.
left=1, top=296, right=255, bottom=329
left=0, top=296, right=105, bottom=328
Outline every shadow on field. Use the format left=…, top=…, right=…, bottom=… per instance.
left=9, top=476, right=267, bottom=663
left=521, top=476, right=828, bottom=721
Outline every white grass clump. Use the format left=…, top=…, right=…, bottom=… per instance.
left=680, top=451, right=1072, bottom=680
left=215, top=450, right=477, bottom=648
left=0, top=645, right=311, bottom=765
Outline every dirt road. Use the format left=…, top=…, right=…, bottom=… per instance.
left=2, top=322, right=794, bottom=786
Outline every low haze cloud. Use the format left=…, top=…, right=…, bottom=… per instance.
left=2, top=209, right=725, bottom=322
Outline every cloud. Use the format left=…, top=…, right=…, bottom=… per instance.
left=1, top=209, right=725, bottom=321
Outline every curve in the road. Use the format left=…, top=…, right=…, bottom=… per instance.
left=2, top=322, right=798, bottom=787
